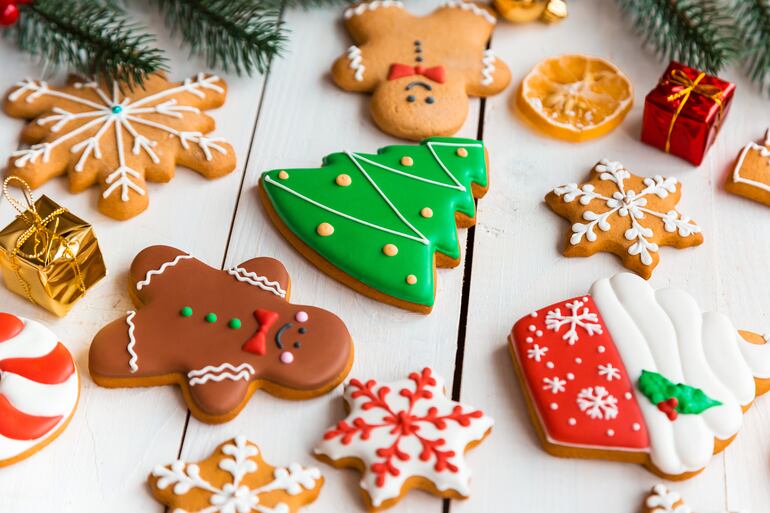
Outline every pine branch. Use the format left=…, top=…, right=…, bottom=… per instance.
left=734, top=0, right=770, bottom=94
left=278, top=0, right=350, bottom=7
left=615, top=0, right=741, bottom=73
left=5, top=0, right=167, bottom=86
left=153, top=0, right=286, bottom=76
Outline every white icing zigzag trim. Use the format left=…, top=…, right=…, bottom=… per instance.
left=731, top=128, right=770, bottom=194
left=344, top=0, right=404, bottom=19
left=481, top=49, right=496, bottom=86
left=347, top=46, right=365, bottom=82
left=187, top=363, right=256, bottom=386
left=227, top=267, right=287, bottom=298
left=136, top=254, right=194, bottom=291
left=440, top=0, right=496, bottom=24
left=126, top=310, right=139, bottom=373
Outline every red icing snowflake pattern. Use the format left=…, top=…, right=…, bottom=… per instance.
left=315, top=367, right=493, bottom=508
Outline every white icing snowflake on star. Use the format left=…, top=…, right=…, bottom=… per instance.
left=542, top=377, right=567, bottom=394
left=545, top=299, right=603, bottom=345
left=527, top=344, right=549, bottom=362
left=152, top=436, right=321, bottom=513
left=577, top=386, right=619, bottom=420
left=598, top=363, right=621, bottom=381
left=553, top=159, right=701, bottom=266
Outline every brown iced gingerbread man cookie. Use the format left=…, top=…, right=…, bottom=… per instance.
left=332, top=1, right=511, bottom=140
left=88, top=245, right=354, bottom=424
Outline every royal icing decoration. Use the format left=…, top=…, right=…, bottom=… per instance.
left=260, top=138, right=488, bottom=312
left=89, top=246, right=353, bottom=424
left=150, top=436, right=322, bottom=513
left=315, top=367, right=493, bottom=509
left=347, top=46, right=366, bottom=82
left=645, top=484, right=691, bottom=513
left=510, top=273, right=770, bottom=477
left=344, top=0, right=404, bottom=19
left=4, top=73, right=235, bottom=220
left=0, top=313, right=79, bottom=466
left=548, top=159, right=703, bottom=278
left=439, top=0, right=497, bottom=24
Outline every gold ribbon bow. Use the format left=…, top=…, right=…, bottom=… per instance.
left=2, top=176, right=86, bottom=304
left=664, top=69, right=724, bottom=153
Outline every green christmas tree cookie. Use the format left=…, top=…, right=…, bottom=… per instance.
left=259, top=137, right=489, bottom=313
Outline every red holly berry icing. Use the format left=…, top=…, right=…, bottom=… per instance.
left=0, top=313, right=24, bottom=343
left=315, top=367, right=494, bottom=508
left=510, top=295, right=650, bottom=451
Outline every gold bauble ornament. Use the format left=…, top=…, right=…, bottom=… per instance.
left=493, top=0, right=567, bottom=23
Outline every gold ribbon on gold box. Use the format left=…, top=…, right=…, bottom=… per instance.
left=0, top=177, right=106, bottom=316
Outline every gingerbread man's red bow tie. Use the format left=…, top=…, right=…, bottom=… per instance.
left=242, top=308, right=279, bottom=356
left=388, top=63, right=446, bottom=84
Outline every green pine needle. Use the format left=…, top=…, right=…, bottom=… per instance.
left=615, top=0, right=742, bottom=73
left=734, top=0, right=770, bottom=94
left=6, top=0, right=167, bottom=86
left=154, top=0, right=286, bottom=76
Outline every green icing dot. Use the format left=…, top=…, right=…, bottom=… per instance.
left=180, top=306, right=193, bottom=317
left=205, top=313, right=217, bottom=323
left=228, top=318, right=242, bottom=329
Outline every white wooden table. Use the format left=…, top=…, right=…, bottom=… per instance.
left=1, top=2, right=770, bottom=512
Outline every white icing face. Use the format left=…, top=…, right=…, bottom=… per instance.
left=590, top=273, right=770, bottom=475
left=0, top=315, right=79, bottom=464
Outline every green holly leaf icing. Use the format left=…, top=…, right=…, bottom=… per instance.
left=638, top=370, right=722, bottom=415
left=260, top=137, right=488, bottom=307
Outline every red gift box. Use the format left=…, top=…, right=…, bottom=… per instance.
left=641, top=62, right=735, bottom=165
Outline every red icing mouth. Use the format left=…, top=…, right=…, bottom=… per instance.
left=0, top=313, right=24, bottom=343
left=242, top=308, right=279, bottom=356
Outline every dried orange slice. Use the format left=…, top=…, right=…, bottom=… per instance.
left=517, top=54, right=633, bottom=142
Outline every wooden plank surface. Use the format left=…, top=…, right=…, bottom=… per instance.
left=0, top=1, right=769, bottom=512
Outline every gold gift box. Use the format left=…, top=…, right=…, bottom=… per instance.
left=0, top=193, right=106, bottom=316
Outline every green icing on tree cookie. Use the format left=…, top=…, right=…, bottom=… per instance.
left=260, top=137, right=488, bottom=308
left=638, top=370, right=722, bottom=417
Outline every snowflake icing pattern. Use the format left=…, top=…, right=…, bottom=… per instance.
left=527, top=344, right=549, bottom=362
left=315, top=368, right=494, bottom=508
left=151, top=436, right=321, bottom=513
left=543, top=377, right=567, bottom=394
left=5, top=73, right=235, bottom=220
left=545, top=299, right=603, bottom=345
left=552, top=159, right=701, bottom=271
left=577, top=386, right=619, bottom=420
left=598, top=363, right=621, bottom=381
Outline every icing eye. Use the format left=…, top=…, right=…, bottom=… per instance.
left=294, top=341, right=301, bottom=348
left=298, top=327, right=306, bottom=334
left=407, top=95, right=416, bottom=103
left=228, top=318, right=242, bottom=329
left=295, top=311, right=308, bottom=323
left=205, top=313, right=217, bottom=323
left=425, top=96, right=435, bottom=104
left=180, top=306, right=193, bottom=317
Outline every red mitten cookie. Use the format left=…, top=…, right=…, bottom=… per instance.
left=89, top=246, right=354, bottom=424
left=0, top=312, right=79, bottom=467
left=509, top=273, right=770, bottom=479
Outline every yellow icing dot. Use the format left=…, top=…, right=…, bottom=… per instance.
left=317, top=223, right=334, bottom=236
left=456, top=148, right=468, bottom=158
left=336, top=174, right=352, bottom=187
left=383, top=244, right=398, bottom=256
left=406, top=274, right=417, bottom=285
left=278, top=170, right=289, bottom=179
left=400, top=156, right=414, bottom=167
left=420, top=207, right=433, bottom=218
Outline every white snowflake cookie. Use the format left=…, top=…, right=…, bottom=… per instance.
left=314, top=367, right=494, bottom=511
left=149, top=436, right=323, bottom=513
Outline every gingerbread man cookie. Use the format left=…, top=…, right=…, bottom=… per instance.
left=645, top=484, right=692, bottom=513
left=509, top=272, right=770, bottom=479
left=0, top=312, right=79, bottom=467
left=4, top=73, right=236, bottom=220
left=546, top=159, right=703, bottom=279
left=725, top=128, right=770, bottom=207
left=315, top=367, right=494, bottom=511
left=332, top=1, right=511, bottom=140
left=149, top=436, right=323, bottom=513
left=88, top=245, right=354, bottom=424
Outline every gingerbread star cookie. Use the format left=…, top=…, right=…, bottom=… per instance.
left=509, top=272, right=770, bottom=480
left=725, top=128, right=770, bottom=207
left=314, top=367, right=494, bottom=511
left=644, top=484, right=692, bottom=513
left=332, top=1, right=511, bottom=140
left=149, top=436, right=323, bottom=513
left=3, top=73, right=236, bottom=220
left=88, top=245, right=354, bottom=424
left=546, top=159, right=703, bottom=279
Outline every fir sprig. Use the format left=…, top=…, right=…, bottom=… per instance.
left=153, top=0, right=286, bottom=76
left=615, top=0, right=742, bottom=74
left=734, top=0, right=770, bottom=94
left=6, top=0, right=167, bottom=86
